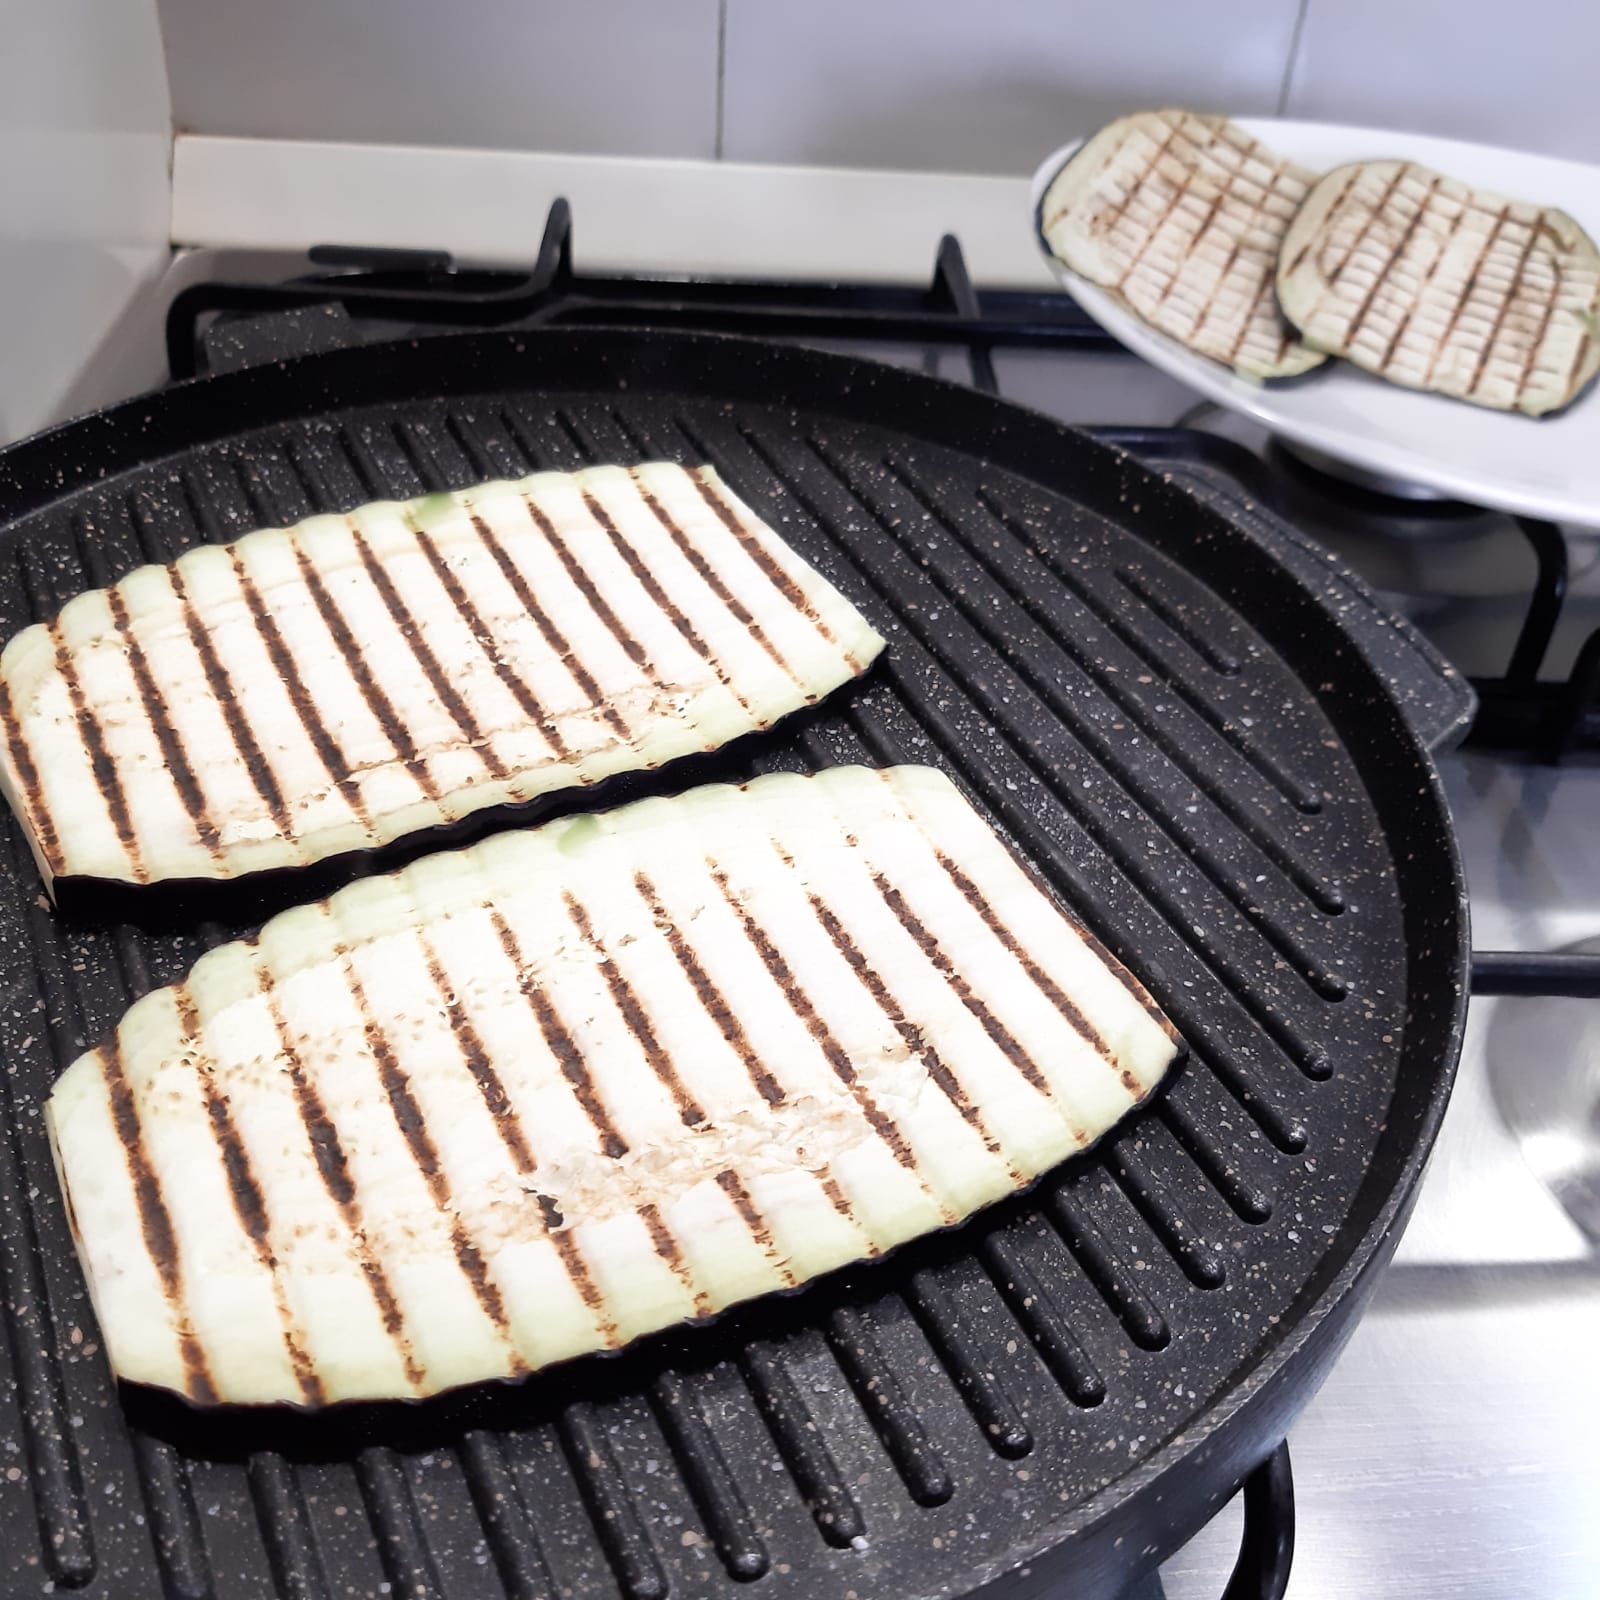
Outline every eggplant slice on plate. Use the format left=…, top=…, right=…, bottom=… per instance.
left=46, top=764, right=1183, bottom=1407
left=1039, top=108, right=1326, bottom=380
left=0, top=462, right=884, bottom=894
left=1277, top=158, right=1600, bottom=415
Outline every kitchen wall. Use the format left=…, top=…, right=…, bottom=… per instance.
left=0, top=0, right=171, bottom=442
left=156, top=0, right=1600, bottom=169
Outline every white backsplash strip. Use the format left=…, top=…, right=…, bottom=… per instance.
left=171, top=136, right=1062, bottom=287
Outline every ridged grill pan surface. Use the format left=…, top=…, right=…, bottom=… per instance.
left=0, top=329, right=1465, bottom=1600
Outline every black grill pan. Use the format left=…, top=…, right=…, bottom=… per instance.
left=0, top=330, right=1467, bottom=1600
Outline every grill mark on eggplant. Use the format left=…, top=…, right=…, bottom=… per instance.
left=347, top=523, right=510, bottom=781
left=1566, top=283, right=1600, bottom=388
left=1111, top=158, right=1198, bottom=296
left=1304, top=162, right=1414, bottom=324
left=486, top=908, right=629, bottom=1159
left=1463, top=218, right=1546, bottom=402
left=466, top=511, right=631, bottom=744
left=638, top=1201, right=713, bottom=1317
left=98, top=1042, right=215, bottom=1402
left=715, top=1168, right=795, bottom=1283
left=416, top=931, right=536, bottom=1175
left=708, top=865, right=930, bottom=1186
left=1281, top=170, right=1358, bottom=278
left=930, top=850, right=1143, bottom=1096
left=258, top=968, right=424, bottom=1390
left=174, top=989, right=322, bottom=1405
left=634, top=868, right=858, bottom=1245
left=1217, top=196, right=1289, bottom=365
left=869, top=871, right=1056, bottom=1103
left=103, top=590, right=222, bottom=858
left=1503, top=234, right=1570, bottom=410
left=410, top=522, right=569, bottom=759
left=48, top=624, right=145, bottom=880
left=341, top=952, right=524, bottom=1366
left=1041, top=122, right=1134, bottom=233
left=564, top=894, right=706, bottom=1128
left=521, top=492, right=650, bottom=670
left=1067, top=118, right=1173, bottom=245
left=168, top=565, right=297, bottom=842
left=229, top=553, right=376, bottom=834
left=634, top=871, right=784, bottom=1106
left=687, top=468, right=849, bottom=653
left=628, top=471, right=809, bottom=697
left=1421, top=202, right=1513, bottom=390
left=581, top=489, right=756, bottom=718
left=1337, top=170, right=1441, bottom=354
left=1372, top=190, right=1473, bottom=375
left=545, top=1223, right=618, bottom=1344
left=0, top=680, right=59, bottom=871
left=800, top=886, right=1010, bottom=1164
left=291, top=543, right=443, bottom=802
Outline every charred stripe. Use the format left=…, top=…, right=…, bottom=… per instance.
left=467, top=512, right=631, bottom=743
left=0, top=680, right=60, bottom=872
left=802, top=887, right=1010, bottom=1163
left=522, top=492, right=649, bottom=669
left=258, top=965, right=425, bottom=1390
left=708, top=865, right=928, bottom=1180
left=411, top=522, right=569, bottom=758
left=417, top=931, right=537, bottom=1174
left=564, top=894, right=707, bottom=1127
left=869, top=871, right=1055, bottom=1100
left=174, top=989, right=322, bottom=1404
left=628, top=472, right=809, bottom=694
left=104, top=590, right=222, bottom=856
left=487, top=908, right=629, bottom=1159
left=291, top=544, right=441, bottom=800
left=99, top=1043, right=215, bottom=1402
left=687, top=468, right=845, bottom=649
left=49, top=624, right=145, bottom=879
left=634, top=871, right=785, bottom=1105
left=229, top=553, right=376, bottom=834
left=168, top=564, right=297, bottom=841
left=348, top=524, right=510, bottom=780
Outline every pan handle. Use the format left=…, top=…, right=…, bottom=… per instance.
left=1220, top=1441, right=1295, bottom=1600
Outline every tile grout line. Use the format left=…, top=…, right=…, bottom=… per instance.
left=714, top=0, right=728, bottom=160
left=1276, top=0, right=1313, bottom=115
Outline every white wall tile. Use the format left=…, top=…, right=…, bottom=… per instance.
left=0, top=0, right=171, bottom=441
left=155, top=0, right=721, bottom=158
left=1286, top=0, right=1600, bottom=163
left=721, top=0, right=1302, bottom=175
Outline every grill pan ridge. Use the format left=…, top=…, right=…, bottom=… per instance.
left=0, top=329, right=1465, bottom=1600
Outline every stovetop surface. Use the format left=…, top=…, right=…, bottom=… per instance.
left=29, top=244, right=1600, bottom=1599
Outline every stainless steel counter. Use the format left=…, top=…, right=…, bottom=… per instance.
left=1161, top=754, right=1600, bottom=1600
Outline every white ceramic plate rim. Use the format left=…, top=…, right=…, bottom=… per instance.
left=1030, top=119, right=1600, bottom=526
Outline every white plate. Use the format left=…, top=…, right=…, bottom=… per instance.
left=1030, top=120, right=1600, bottom=526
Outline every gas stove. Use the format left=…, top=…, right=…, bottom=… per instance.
left=36, top=209, right=1600, bottom=1599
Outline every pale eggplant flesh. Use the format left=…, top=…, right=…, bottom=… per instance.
left=46, top=765, right=1183, bottom=1408
left=1040, top=108, right=1326, bottom=380
left=0, top=463, right=884, bottom=894
left=1277, top=159, right=1600, bottom=415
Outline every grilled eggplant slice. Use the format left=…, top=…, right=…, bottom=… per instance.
left=1040, top=108, right=1326, bottom=379
left=47, top=765, right=1182, bottom=1407
left=1278, top=159, right=1600, bottom=414
left=0, top=463, right=884, bottom=894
